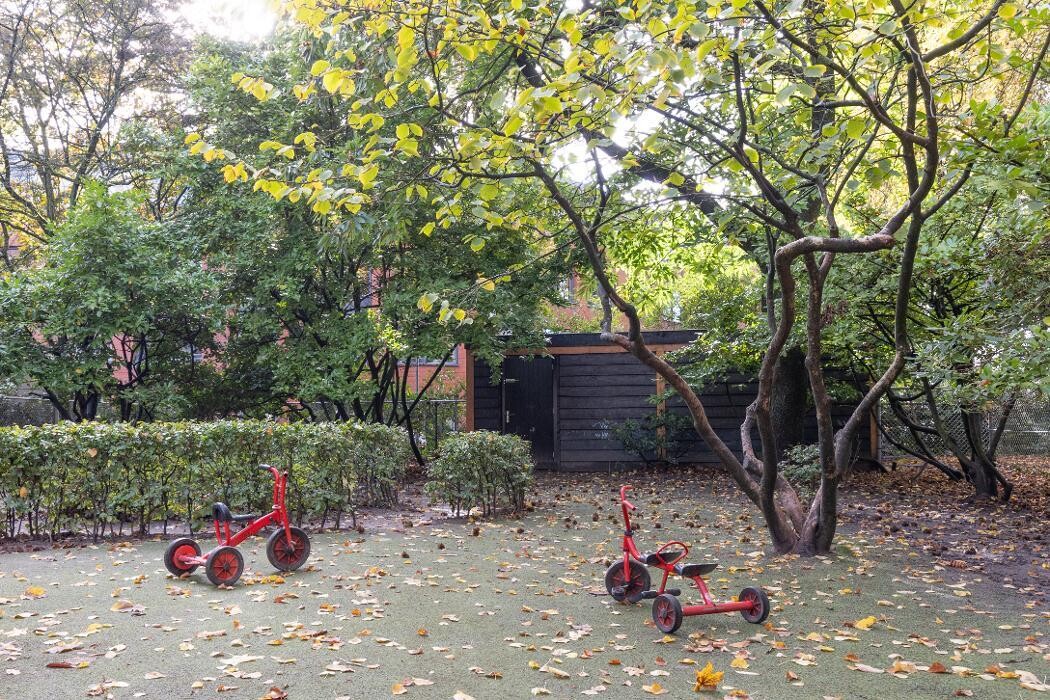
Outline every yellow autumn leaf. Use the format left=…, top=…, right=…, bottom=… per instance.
left=25, top=586, right=45, bottom=598
left=730, top=656, right=750, bottom=669
left=693, top=661, right=724, bottom=691
left=854, top=616, right=877, bottom=630
left=642, top=682, right=668, bottom=695
left=391, top=683, right=407, bottom=695
left=18, top=486, right=28, bottom=499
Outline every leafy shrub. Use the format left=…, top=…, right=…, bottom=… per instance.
left=0, top=420, right=411, bottom=540
left=425, top=431, right=533, bottom=516
left=779, top=444, right=822, bottom=497
left=609, top=411, right=695, bottom=466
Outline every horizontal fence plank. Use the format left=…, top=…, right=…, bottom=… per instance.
left=558, top=353, right=652, bottom=367
left=558, top=385, right=656, bottom=399
left=558, top=373, right=656, bottom=387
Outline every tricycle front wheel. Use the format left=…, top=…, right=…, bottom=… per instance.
left=605, top=559, right=650, bottom=603
left=652, top=593, right=683, bottom=633
left=266, top=526, right=311, bottom=572
left=739, top=586, right=770, bottom=624
left=164, top=538, right=201, bottom=576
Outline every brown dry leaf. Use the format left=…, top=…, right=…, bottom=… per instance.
left=929, top=662, right=949, bottom=674
left=391, top=683, right=407, bottom=696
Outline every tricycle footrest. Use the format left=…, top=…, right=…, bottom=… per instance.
left=640, top=590, right=659, bottom=600
left=664, top=588, right=681, bottom=596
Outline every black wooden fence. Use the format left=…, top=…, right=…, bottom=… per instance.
left=470, top=331, right=873, bottom=471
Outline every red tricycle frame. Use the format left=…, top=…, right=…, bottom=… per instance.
left=605, top=485, right=769, bottom=632
left=164, top=464, right=311, bottom=586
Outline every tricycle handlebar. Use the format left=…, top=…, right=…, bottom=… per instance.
left=620, top=484, right=636, bottom=511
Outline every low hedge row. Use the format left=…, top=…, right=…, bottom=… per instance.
left=426, top=431, right=533, bottom=516
left=0, top=420, right=412, bottom=540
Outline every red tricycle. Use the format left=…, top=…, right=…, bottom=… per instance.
left=605, top=485, right=769, bottom=633
left=164, top=465, right=311, bottom=586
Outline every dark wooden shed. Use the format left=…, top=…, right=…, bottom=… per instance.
left=465, top=331, right=876, bottom=471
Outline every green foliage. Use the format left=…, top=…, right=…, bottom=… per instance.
left=0, top=184, right=222, bottom=420
left=607, top=411, right=695, bottom=466
left=166, top=35, right=564, bottom=421
left=0, top=420, right=411, bottom=540
left=425, top=431, right=533, bottom=516
left=778, top=444, right=822, bottom=499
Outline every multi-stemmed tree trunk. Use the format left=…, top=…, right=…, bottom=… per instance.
left=878, top=384, right=1016, bottom=499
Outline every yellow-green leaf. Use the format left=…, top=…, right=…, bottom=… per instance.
left=503, top=116, right=524, bottom=137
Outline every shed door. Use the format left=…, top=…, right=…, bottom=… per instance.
left=502, top=356, right=555, bottom=469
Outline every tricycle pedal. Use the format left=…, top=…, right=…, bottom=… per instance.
left=640, top=590, right=659, bottom=600
left=665, top=588, right=682, bottom=597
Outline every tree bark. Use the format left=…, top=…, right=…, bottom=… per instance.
left=769, top=346, right=808, bottom=463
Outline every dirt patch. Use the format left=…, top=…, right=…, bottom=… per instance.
left=840, top=455, right=1050, bottom=593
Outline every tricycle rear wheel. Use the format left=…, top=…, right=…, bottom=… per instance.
left=206, top=546, right=244, bottom=586
left=739, top=586, right=770, bottom=624
left=652, top=593, right=683, bottom=633
left=605, top=559, right=650, bottom=603
left=164, top=538, right=201, bottom=576
left=266, top=526, right=311, bottom=572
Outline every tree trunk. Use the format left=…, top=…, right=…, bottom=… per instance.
left=958, top=410, right=1013, bottom=500
left=769, top=346, right=808, bottom=463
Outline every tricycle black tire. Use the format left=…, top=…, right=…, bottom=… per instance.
left=164, top=538, right=201, bottom=576
left=739, top=586, right=769, bottom=624
left=652, top=593, right=683, bottom=633
left=266, top=526, right=311, bottom=572
left=605, top=559, right=650, bottom=603
left=206, top=545, right=244, bottom=586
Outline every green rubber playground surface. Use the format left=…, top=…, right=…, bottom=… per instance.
left=0, top=470, right=1046, bottom=699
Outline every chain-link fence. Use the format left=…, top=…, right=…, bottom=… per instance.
left=879, top=392, right=1050, bottom=459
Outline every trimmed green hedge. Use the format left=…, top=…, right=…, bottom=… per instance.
left=0, top=420, right=412, bottom=540
left=425, top=431, right=533, bottom=516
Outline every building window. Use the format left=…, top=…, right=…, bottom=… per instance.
left=183, top=343, right=204, bottom=363
left=407, top=346, right=459, bottom=367
left=558, top=275, right=576, bottom=303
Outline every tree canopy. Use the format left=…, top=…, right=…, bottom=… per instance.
left=188, top=0, right=1047, bottom=552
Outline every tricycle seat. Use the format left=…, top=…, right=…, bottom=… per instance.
left=677, top=562, right=718, bottom=577
left=644, top=550, right=685, bottom=566
left=212, top=503, right=258, bottom=524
